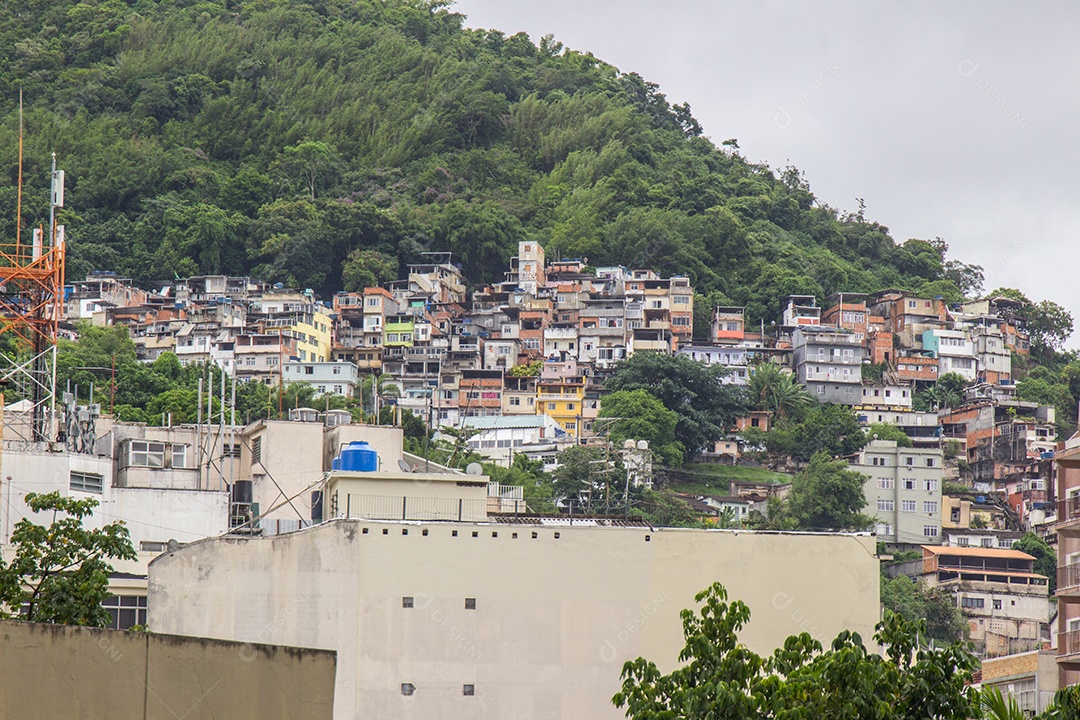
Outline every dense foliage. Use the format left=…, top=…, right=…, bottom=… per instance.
left=614, top=582, right=982, bottom=719
left=879, top=574, right=968, bottom=646
left=2, top=0, right=1002, bottom=328
left=0, top=491, right=137, bottom=626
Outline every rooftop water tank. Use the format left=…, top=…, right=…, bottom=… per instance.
left=333, top=441, right=378, bottom=472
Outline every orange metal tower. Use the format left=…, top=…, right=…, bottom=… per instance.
left=0, top=126, right=66, bottom=441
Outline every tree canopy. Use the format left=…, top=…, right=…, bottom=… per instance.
left=786, top=452, right=874, bottom=531
left=606, top=352, right=748, bottom=459
left=614, top=582, right=982, bottom=719
left=0, top=492, right=137, bottom=626
left=0, top=0, right=1009, bottom=317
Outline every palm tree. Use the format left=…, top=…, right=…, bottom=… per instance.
left=980, top=686, right=1024, bottom=720
left=748, top=363, right=813, bottom=420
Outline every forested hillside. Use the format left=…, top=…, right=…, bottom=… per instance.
left=2, top=0, right=990, bottom=328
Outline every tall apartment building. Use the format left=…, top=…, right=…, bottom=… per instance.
left=791, top=326, right=865, bottom=405
left=851, top=439, right=944, bottom=548
left=1053, top=442, right=1080, bottom=687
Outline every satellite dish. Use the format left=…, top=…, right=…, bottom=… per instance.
left=465, top=462, right=483, bottom=476
left=397, top=459, right=413, bottom=472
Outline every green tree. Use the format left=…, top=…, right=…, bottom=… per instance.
left=867, top=423, right=913, bottom=447
left=598, top=389, right=683, bottom=466
left=0, top=492, right=137, bottom=626
left=606, top=353, right=748, bottom=460
left=273, top=141, right=337, bottom=200
left=341, top=248, right=398, bottom=292
left=786, top=452, right=874, bottom=531
left=614, top=582, right=980, bottom=719
left=1013, top=532, right=1057, bottom=593
left=880, top=574, right=967, bottom=646
left=747, top=362, right=812, bottom=420
left=551, top=445, right=619, bottom=505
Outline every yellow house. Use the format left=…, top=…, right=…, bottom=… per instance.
left=291, top=305, right=333, bottom=362
left=536, top=379, right=585, bottom=436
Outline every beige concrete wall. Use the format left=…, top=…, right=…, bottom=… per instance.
left=0, top=619, right=336, bottom=720
left=149, top=520, right=880, bottom=720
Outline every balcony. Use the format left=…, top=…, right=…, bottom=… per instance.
left=1059, top=630, right=1080, bottom=669
left=1059, top=564, right=1080, bottom=602
left=1058, top=496, right=1080, bottom=536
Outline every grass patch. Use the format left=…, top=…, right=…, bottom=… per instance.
left=665, top=464, right=791, bottom=497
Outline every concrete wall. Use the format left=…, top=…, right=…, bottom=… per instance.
left=0, top=449, right=227, bottom=548
left=148, top=520, right=880, bottom=720
left=0, top=619, right=336, bottom=720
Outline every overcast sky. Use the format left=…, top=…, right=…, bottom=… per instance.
left=453, top=0, right=1080, bottom=346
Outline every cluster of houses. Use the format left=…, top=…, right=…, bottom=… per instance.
left=3, top=241, right=1080, bottom=714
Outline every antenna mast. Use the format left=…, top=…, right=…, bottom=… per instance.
left=0, top=93, right=66, bottom=443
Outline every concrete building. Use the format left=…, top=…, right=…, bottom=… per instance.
left=1053, top=441, right=1080, bottom=688
left=921, top=545, right=1049, bottom=658
left=462, top=415, right=562, bottom=467
left=148, top=514, right=879, bottom=720
left=922, top=328, right=978, bottom=382
left=979, top=650, right=1059, bottom=715
left=283, top=360, right=360, bottom=397
left=676, top=344, right=751, bottom=385
left=851, top=439, right=944, bottom=548
left=0, top=619, right=336, bottom=720
left=791, top=326, right=865, bottom=405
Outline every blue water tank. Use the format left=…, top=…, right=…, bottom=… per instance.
left=334, top=441, right=378, bottom=472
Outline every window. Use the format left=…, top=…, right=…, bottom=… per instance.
left=992, top=599, right=1002, bottom=610
left=924, top=479, right=938, bottom=492
left=251, top=436, right=262, bottom=464
left=304, top=366, right=314, bottom=375
left=925, top=458, right=936, bottom=467
left=956, top=537, right=970, bottom=547
left=401, top=683, right=415, bottom=696
left=924, top=501, right=939, bottom=514
left=140, top=541, right=166, bottom=553
left=463, top=684, right=476, bottom=696
left=923, top=525, right=938, bottom=538
left=548, top=403, right=557, bottom=411
left=402, top=597, right=414, bottom=608
left=170, top=444, right=188, bottom=469
left=875, top=523, right=893, bottom=536
left=465, top=598, right=476, bottom=610
left=903, top=478, right=916, bottom=490
left=509, top=397, right=521, bottom=406
left=904, top=457, right=914, bottom=466
left=129, top=440, right=165, bottom=468
left=960, top=596, right=984, bottom=609
left=902, top=500, right=917, bottom=512
left=70, top=471, right=103, bottom=494
left=877, top=478, right=894, bottom=489
left=102, top=595, right=147, bottom=630
left=877, top=499, right=894, bottom=512
left=981, top=538, right=993, bottom=548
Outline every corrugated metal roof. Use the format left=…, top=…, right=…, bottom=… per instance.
left=923, top=545, right=1034, bottom=561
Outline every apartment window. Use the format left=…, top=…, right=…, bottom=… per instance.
left=566, top=403, right=576, bottom=411
left=673, top=295, right=690, bottom=305
left=923, top=525, right=938, bottom=538
left=70, top=471, right=104, bottom=494
left=925, top=458, right=936, bottom=468
left=904, top=457, right=914, bottom=466
left=981, top=538, right=993, bottom=548
left=129, top=441, right=165, bottom=468
left=171, top=444, right=188, bottom=469
left=960, top=596, right=984, bottom=609
left=465, top=598, right=476, bottom=610
left=304, top=366, right=314, bottom=375
left=903, top=478, right=916, bottom=490
left=924, top=479, right=938, bottom=492
left=875, top=523, right=893, bottom=536
left=924, top=501, right=939, bottom=514
left=877, top=478, right=894, bottom=490
left=102, top=595, right=148, bottom=630
left=401, top=684, right=415, bottom=696
left=902, top=501, right=917, bottom=512
left=548, top=403, right=557, bottom=411
left=877, top=499, right=894, bottom=512
left=565, top=422, right=576, bottom=431
left=992, top=599, right=1002, bottom=610
left=463, top=684, right=475, bottom=696
left=509, top=397, right=521, bottom=406
left=251, top=436, right=262, bottom=464
left=956, top=537, right=970, bottom=547
left=140, top=541, right=166, bottom=553
left=402, top=597, right=414, bottom=608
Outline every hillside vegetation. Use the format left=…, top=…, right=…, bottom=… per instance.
left=2, top=0, right=988, bottom=330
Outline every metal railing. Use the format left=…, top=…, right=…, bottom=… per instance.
left=1058, top=563, right=1080, bottom=592
left=1059, top=629, right=1080, bottom=658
